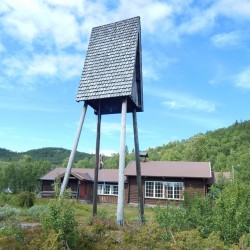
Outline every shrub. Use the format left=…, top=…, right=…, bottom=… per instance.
left=0, top=205, right=21, bottom=221
left=42, top=197, right=79, bottom=249
left=0, top=193, right=15, bottom=207
left=213, top=181, right=250, bottom=244
left=16, top=192, right=36, bottom=208
left=28, top=205, right=47, bottom=218
left=0, top=222, right=24, bottom=244
left=27, top=228, right=64, bottom=250
left=154, top=205, right=189, bottom=239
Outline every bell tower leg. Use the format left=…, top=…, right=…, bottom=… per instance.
left=60, top=102, right=88, bottom=196
left=117, top=98, right=127, bottom=226
left=132, top=108, right=144, bottom=224
left=93, top=103, right=101, bottom=217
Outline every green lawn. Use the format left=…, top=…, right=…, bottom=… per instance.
left=0, top=196, right=155, bottom=224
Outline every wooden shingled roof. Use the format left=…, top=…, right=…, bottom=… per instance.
left=77, top=16, right=143, bottom=114
left=40, top=167, right=125, bottom=183
left=125, top=161, right=212, bottom=179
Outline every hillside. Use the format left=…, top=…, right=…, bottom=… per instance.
left=146, top=120, right=250, bottom=171
left=1, top=120, right=250, bottom=170
left=0, top=147, right=93, bottom=165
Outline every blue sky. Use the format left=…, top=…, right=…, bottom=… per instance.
left=0, top=0, right=250, bottom=156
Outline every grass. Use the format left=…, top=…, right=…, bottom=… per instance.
left=0, top=196, right=155, bottom=224
left=75, top=202, right=154, bottom=223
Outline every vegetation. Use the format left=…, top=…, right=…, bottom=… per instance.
left=1, top=187, right=250, bottom=249
left=147, top=120, right=250, bottom=172
left=0, top=156, right=51, bottom=193
left=1, top=120, right=250, bottom=171
left=0, top=147, right=93, bottom=166
left=42, top=197, right=79, bottom=249
left=0, top=120, right=250, bottom=248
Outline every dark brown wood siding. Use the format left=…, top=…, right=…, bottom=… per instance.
left=184, top=178, right=206, bottom=197
left=98, top=195, right=118, bottom=204
left=128, top=177, right=139, bottom=204
left=127, top=176, right=207, bottom=205
left=42, top=180, right=54, bottom=191
left=67, top=179, right=78, bottom=192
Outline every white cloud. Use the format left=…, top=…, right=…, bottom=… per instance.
left=26, top=53, right=83, bottom=78
left=164, top=111, right=226, bottom=130
left=211, top=31, right=243, bottom=48
left=143, top=51, right=178, bottom=81
left=0, top=52, right=83, bottom=89
left=1, top=0, right=81, bottom=49
left=178, top=7, right=216, bottom=35
left=26, top=55, right=58, bottom=76
left=101, top=121, right=133, bottom=135
left=173, top=0, right=250, bottom=38
left=149, top=88, right=216, bottom=112
left=1, top=0, right=250, bottom=52
left=84, top=120, right=133, bottom=136
left=117, top=0, right=173, bottom=33
left=162, top=97, right=215, bottom=112
left=234, top=67, right=250, bottom=89
left=2, top=57, right=24, bottom=78
left=215, top=0, right=250, bottom=20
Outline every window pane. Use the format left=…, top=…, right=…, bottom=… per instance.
left=174, top=182, right=184, bottom=199
left=155, top=182, right=163, bottom=198
left=145, top=182, right=154, bottom=197
left=112, top=185, right=118, bottom=195
left=167, top=183, right=174, bottom=199
left=104, top=184, right=110, bottom=194
left=98, top=184, right=102, bottom=194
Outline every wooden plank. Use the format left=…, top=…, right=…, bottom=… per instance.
left=117, top=98, right=127, bottom=226
left=60, top=102, right=88, bottom=196
left=132, top=108, right=144, bottom=224
left=93, top=103, right=101, bottom=217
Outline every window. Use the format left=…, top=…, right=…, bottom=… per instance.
left=155, top=182, right=163, bottom=198
left=98, top=184, right=118, bottom=195
left=145, top=181, right=154, bottom=197
left=103, top=184, right=110, bottom=194
left=145, top=181, right=184, bottom=200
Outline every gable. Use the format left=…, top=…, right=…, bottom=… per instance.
left=76, top=17, right=143, bottom=114
left=40, top=168, right=122, bottom=183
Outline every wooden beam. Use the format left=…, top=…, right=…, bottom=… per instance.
left=93, top=103, right=101, bottom=217
left=132, top=108, right=144, bottom=224
left=117, top=98, right=127, bottom=226
left=60, top=102, right=88, bottom=196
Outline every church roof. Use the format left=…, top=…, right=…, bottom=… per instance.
left=76, top=16, right=143, bottom=114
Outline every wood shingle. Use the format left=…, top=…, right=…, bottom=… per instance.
left=76, top=16, right=143, bottom=114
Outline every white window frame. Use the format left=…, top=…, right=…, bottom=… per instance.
left=98, top=184, right=118, bottom=196
left=145, top=181, right=184, bottom=200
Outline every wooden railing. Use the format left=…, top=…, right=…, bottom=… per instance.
left=39, top=191, right=78, bottom=198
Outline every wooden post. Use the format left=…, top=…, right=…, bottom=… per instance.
left=60, top=102, right=88, bottom=196
left=117, top=98, right=127, bottom=226
left=93, top=104, right=101, bottom=217
left=132, top=108, right=144, bottom=224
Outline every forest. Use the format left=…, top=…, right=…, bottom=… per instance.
left=0, top=120, right=250, bottom=249
left=1, top=120, right=250, bottom=192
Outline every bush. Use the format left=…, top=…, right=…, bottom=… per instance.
left=154, top=205, right=189, bottom=239
left=213, top=181, right=250, bottom=244
left=0, top=222, right=24, bottom=245
left=16, top=192, right=36, bottom=208
left=0, top=193, right=15, bottom=207
left=42, top=197, right=79, bottom=249
left=0, top=205, right=21, bottom=221
left=28, top=205, right=47, bottom=218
